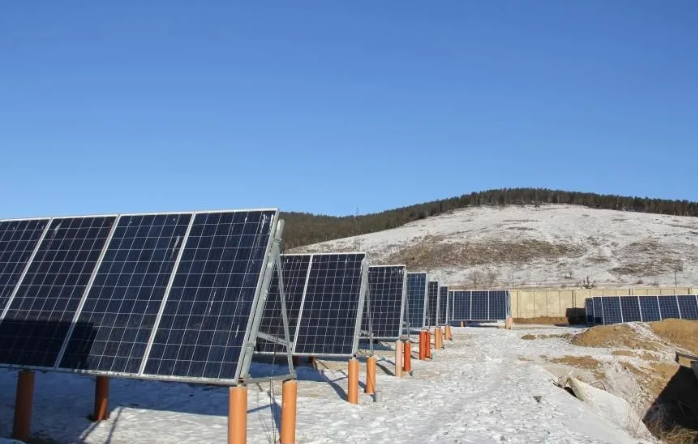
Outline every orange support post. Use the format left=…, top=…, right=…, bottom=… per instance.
left=460, top=321, right=464, bottom=327
left=447, top=325, right=453, bottom=340
left=347, top=358, right=359, bottom=404
left=93, top=376, right=110, bottom=421
left=435, top=328, right=443, bottom=350
left=425, top=331, right=432, bottom=359
left=403, top=340, right=412, bottom=372
left=394, top=342, right=403, bottom=378
left=280, top=380, right=297, bottom=444
left=228, top=386, right=247, bottom=444
left=418, top=332, right=426, bottom=360
left=366, top=356, right=377, bottom=393
left=12, top=370, right=34, bottom=442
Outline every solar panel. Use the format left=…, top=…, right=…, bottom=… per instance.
left=658, top=296, right=680, bottom=320
left=0, top=216, right=117, bottom=367
left=438, top=286, right=448, bottom=326
left=585, top=298, right=594, bottom=324
left=293, top=253, right=367, bottom=356
left=361, top=265, right=406, bottom=340
left=619, top=296, right=642, bottom=322
left=488, top=290, right=508, bottom=320
left=677, top=295, right=698, bottom=320
left=446, top=290, right=453, bottom=324
left=257, top=254, right=311, bottom=353
left=639, top=296, right=661, bottom=322
left=593, top=297, right=604, bottom=324
left=58, top=214, right=192, bottom=374
left=0, top=219, right=50, bottom=314
left=405, top=273, right=427, bottom=329
left=143, top=210, right=278, bottom=381
left=601, top=297, right=622, bottom=324
left=426, top=281, right=439, bottom=326
left=471, top=291, right=488, bottom=320
left=450, top=290, right=471, bottom=321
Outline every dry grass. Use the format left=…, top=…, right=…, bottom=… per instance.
left=521, top=334, right=536, bottom=340
left=649, top=319, right=698, bottom=355
left=571, top=324, right=659, bottom=350
left=384, top=236, right=583, bottom=270
left=612, top=350, right=635, bottom=357
left=548, top=355, right=606, bottom=380
left=645, top=403, right=698, bottom=444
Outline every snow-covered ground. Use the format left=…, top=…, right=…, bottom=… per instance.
left=292, top=204, right=698, bottom=288
left=0, top=326, right=656, bottom=444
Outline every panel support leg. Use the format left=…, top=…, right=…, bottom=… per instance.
left=347, top=358, right=359, bottom=404
left=93, top=376, right=110, bottom=421
left=13, top=370, right=34, bottom=443
left=394, top=342, right=402, bottom=378
left=435, top=328, right=443, bottom=350
left=228, top=386, right=247, bottom=444
left=425, top=331, right=432, bottom=359
left=366, top=356, right=377, bottom=393
left=418, top=332, right=426, bottom=361
left=280, top=380, right=297, bottom=444
left=403, top=339, right=412, bottom=373
left=460, top=321, right=464, bottom=327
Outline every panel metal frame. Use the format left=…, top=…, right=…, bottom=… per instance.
left=0, top=208, right=285, bottom=386
left=361, top=264, right=407, bottom=341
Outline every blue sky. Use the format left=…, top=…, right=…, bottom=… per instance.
left=1, top=1, right=697, bottom=218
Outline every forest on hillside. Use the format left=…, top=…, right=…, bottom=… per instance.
left=280, top=188, right=698, bottom=249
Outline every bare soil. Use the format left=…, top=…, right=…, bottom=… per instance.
left=571, top=324, right=659, bottom=350
left=514, top=316, right=569, bottom=325
left=649, top=319, right=698, bottom=355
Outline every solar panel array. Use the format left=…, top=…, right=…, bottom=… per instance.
left=0, top=210, right=281, bottom=384
left=438, top=286, right=448, bottom=326
left=426, top=281, right=439, bottom=327
left=405, top=273, right=428, bottom=329
left=586, top=295, right=698, bottom=325
left=449, top=290, right=511, bottom=321
left=361, top=265, right=406, bottom=340
left=292, top=253, right=367, bottom=357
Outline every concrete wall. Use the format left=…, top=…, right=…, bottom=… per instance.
left=510, top=287, right=697, bottom=318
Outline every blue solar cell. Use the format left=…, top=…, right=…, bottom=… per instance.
left=450, top=291, right=470, bottom=321
left=362, top=265, right=406, bottom=339
left=426, top=282, right=439, bottom=327
left=639, top=296, right=661, bottom=322
left=601, top=297, right=622, bottom=324
left=446, top=290, right=453, bottom=323
left=619, top=296, right=642, bottom=323
left=677, top=295, right=698, bottom=320
left=593, top=297, right=604, bottom=324
left=405, top=273, right=427, bottom=329
left=658, top=296, right=680, bottom=320
left=585, top=299, right=594, bottom=324
left=488, top=291, right=508, bottom=320
left=438, top=286, right=448, bottom=325
left=471, top=291, right=488, bottom=320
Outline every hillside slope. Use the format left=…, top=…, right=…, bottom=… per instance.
left=290, top=204, right=698, bottom=288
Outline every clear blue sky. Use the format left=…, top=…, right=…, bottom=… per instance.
left=1, top=1, right=697, bottom=218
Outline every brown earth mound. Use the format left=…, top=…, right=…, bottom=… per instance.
left=649, top=319, right=698, bottom=355
left=514, top=317, right=569, bottom=325
left=571, top=324, right=659, bottom=350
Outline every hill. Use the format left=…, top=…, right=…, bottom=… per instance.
left=280, top=188, right=698, bottom=249
left=290, top=204, right=698, bottom=288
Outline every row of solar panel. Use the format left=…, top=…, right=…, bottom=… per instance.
left=585, top=295, right=698, bottom=325
left=403, top=274, right=451, bottom=329
left=448, top=290, right=511, bottom=321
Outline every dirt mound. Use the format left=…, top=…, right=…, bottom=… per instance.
left=514, top=317, right=569, bottom=325
left=649, top=319, right=698, bottom=355
left=571, top=324, right=659, bottom=350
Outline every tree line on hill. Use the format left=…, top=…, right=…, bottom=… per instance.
left=280, top=188, right=698, bottom=249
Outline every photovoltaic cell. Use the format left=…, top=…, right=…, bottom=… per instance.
left=143, top=210, right=276, bottom=381
left=446, top=290, right=453, bottom=323
left=619, top=296, right=642, bottom=323
left=471, top=291, right=488, bottom=320
left=639, top=296, right=661, bottom=322
left=257, top=254, right=311, bottom=353
left=362, top=265, right=406, bottom=340
left=488, top=291, right=508, bottom=320
left=405, top=273, right=427, bottom=329
left=293, top=253, right=366, bottom=356
left=677, top=295, right=698, bottom=320
left=438, top=286, right=448, bottom=326
left=601, top=297, right=622, bottom=324
left=0, top=219, right=49, bottom=313
left=0, top=216, right=117, bottom=367
left=658, top=296, right=680, bottom=320
left=59, top=214, right=191, bottom=373
left=593, top=297, right=604, bottom=324
left=450, top=291, right=470, bottom=321
left=426, top=282, right=439, bottom=327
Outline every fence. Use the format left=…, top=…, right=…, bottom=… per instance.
left=509, top=287, right=698, bottom=319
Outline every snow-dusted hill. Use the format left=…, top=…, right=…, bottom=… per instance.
left=291, top=204, right=698, bottom=288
